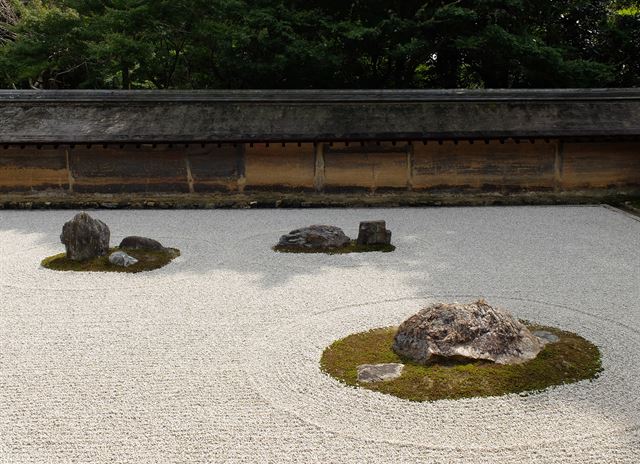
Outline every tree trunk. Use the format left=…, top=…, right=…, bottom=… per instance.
left=435, top=46, right=459, bottom=88
left=122, top=65, right=130, bottom=89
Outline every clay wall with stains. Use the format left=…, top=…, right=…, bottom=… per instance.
left=1, top=140, right=638, bottom=195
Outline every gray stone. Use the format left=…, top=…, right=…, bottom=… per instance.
left=108, top=251, right=138, bottom=267
left=277, top=225, right=350, bottom=249
left=393, top=300, right=542, bottom=365
left=357, top=363, right=405, bottom=383
left=357, top=220, right=392, bottom=245
left=119, top=236, right=164, bottom=250
left=60, top=212, right=110, bottom=261
left=533, top=330, right=560, bottom=345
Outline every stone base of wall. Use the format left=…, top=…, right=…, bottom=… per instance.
left=1, top=190, right=638, bottom=210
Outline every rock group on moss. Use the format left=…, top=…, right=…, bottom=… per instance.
left=276, top=220, right=393, bottom=251
left=54, top=212, right=175, bottom=270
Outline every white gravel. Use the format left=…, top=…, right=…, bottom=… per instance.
left=1, top=205, right=639, bottom=463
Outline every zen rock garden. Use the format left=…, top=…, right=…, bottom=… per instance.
left=321, top=300, right=602, bottom=401
left=42, top=212, right=180, bottom=273
left=4, top=206, right=634, bottom=463
left=274, top=220, right=395, bottom=253
left=43, top=214, right=602, bottom=402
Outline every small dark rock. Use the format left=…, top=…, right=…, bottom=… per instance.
left=119, top=236, right=164, bottom=250
left=60, top=212, right=110, bottom=261
left=357, top=220, right=392, bottom=245
left=277, top=225, right=351, bottom=249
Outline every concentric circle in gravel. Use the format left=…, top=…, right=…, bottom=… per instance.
left=244, top=295, right=639, bottom=451
left=1, top=206, right=639, bottom=463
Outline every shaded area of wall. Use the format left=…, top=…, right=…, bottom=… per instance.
left=412, top=140, right=557, bottom=192
left=562, top=142, right=640, bottom=190
left=0, top=146, right=69, bottom=192
left=323, top=142, right=409, bottom=192
left=0, top=140, right=638, bottom=199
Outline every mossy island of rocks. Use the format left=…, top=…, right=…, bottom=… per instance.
left=41, top=212, right=180, bottom=273
left=274, top=220, right=395, bottom=254
left=321, top=300, right=602, bottom=401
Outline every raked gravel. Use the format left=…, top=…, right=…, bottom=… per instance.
left=0, top=206, right=639, bottom=463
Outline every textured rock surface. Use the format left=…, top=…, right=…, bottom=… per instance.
left=277, top=225, right=350, bottom=249
left=357, top=221, right=392, bottom=245
left=119, top=236, right=164, bottom=250
left=393, top=300, right=542, bottom=365
left=59, top=212, right=110, bottom=261
left=357, top=363, right=404, bottom=383
left=108, top=251, right=138, bottom=267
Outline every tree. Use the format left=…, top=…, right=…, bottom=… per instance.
left=0, top=1, right=90, bottom=88
left=0, top=0, right=635, bottom=89
left=605, top=2, right=640, bottom=86
left=0, top=0, right=18, bottom=45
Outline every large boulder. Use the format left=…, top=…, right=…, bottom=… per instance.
left=60, top=212, right=110, bottom=261
left=393, top=300, right=542, bottom=365
left=357, top=220, right=392, bottom=245
left=119, top=236, right=164, bottom=250
left=277, top=225, right=351, bottom=249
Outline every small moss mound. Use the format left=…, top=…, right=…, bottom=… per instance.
left=321, top=324, right=602, bottom=402
left=273, top=240, right=395, bottom=254
left=41, top=247, right=180, bottom=273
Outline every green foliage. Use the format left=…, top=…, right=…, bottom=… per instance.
left=605, top=1, right=640, bottom=86
left=0, top=0, right=636, bottom=89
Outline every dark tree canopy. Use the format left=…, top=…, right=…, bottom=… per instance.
left=0, top=0, right=638, bottom=89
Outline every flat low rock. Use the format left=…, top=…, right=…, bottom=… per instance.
left=357, top=221, right=392, bottom=245
left=108, top=251, right=138, bottom=267
left=119, top=236, right=164, bottom=250
left=393, top=300, right=543, bottom=365
left=277, top=225, right=350, bottom=249
left=533, top=330, right=560, bottom=345
left=60, top=212, right=110, bottom=261
left=357, top=363, right=405, bottom=383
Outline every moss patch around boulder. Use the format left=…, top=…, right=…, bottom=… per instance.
left=321, top=324, right=602, bottom=402
left=273, top=240, right=395, bottom=254
left=41, top=247, right=180, bottom=273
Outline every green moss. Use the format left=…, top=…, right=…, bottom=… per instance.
left=273, top=240, right=395, bottom=254
left=41, top=247, right=180, bottom=273
left=320, top=325, right=602, bottom=402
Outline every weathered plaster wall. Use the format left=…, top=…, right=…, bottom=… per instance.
left=0, top=146, right=69, bottom=192
left=323, top=142, right=409, bottom=192
left=1, top=90, right=638, bottom=202
left=412, top=140, right=558, bottom=192
left=245, top=143, right=315, bottom=190
left=1, top=140, right=638, bottom=196
left=561, top=142, right=640, bottom=189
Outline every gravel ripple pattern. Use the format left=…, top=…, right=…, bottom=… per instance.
left=1, top=206, right=639, bottom=463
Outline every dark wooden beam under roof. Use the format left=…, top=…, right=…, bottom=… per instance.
left=1, top=89, right=639, bottom=144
